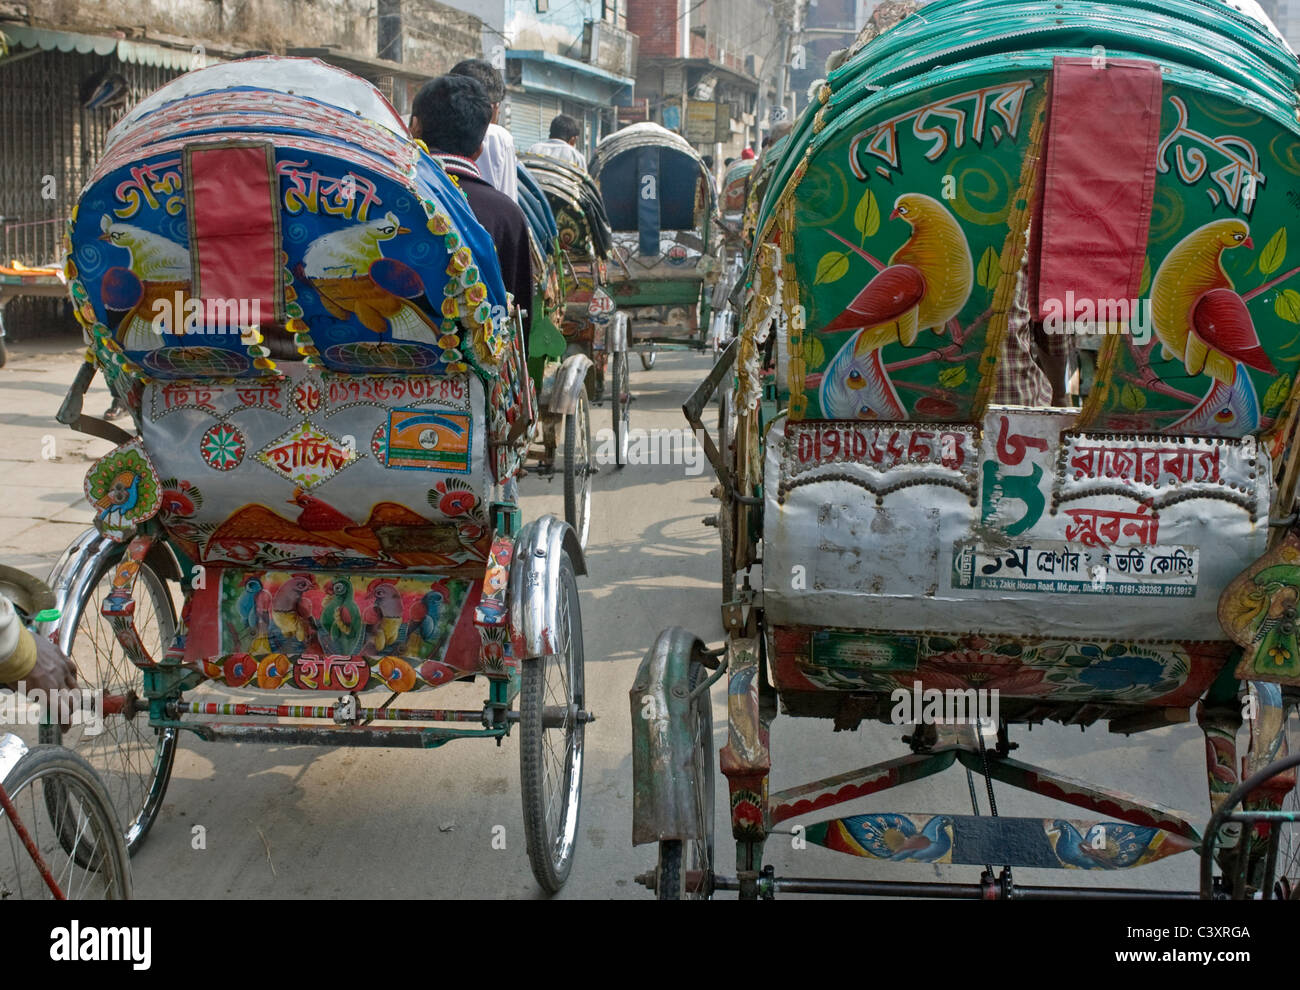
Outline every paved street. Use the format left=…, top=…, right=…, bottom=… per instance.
left=2, top=339, right=1219, bottom=898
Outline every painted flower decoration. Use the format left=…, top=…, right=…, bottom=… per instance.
left=433, top=478, right=478, bottom=517
left=428, top=212, right=452, bottom=236
left=257, top=654, right=291, bottom=689
left=1269, top=645, right=1293, bottom=665
left=450, top=246, right=473, bottom=273
left=441, top=297, right=459, bottom=319
left=465, top=282, right=487, bottom=306
left=160, top=487, right=196, bottom=517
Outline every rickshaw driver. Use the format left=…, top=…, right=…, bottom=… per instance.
left=410, top=74, right=533, bottom=339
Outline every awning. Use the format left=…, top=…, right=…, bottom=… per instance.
left=0, top=24, right=218, bottom=70
left=507, top=49, right=634, bottom=105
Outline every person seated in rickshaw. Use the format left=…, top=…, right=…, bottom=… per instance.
left=449, top=59, right=518, bottom=201
left=410, top=74, right=533, bottom=336
left=528, top=114, right=588, bottom=172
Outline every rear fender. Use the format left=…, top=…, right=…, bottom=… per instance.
left=629, top=626, right=710, bottom=845
left=507, top=514, right=587, bottom=660
left=546, top=353, right=593, bottom=416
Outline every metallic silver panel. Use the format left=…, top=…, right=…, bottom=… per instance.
left=763, top=408, right=1271, bottom=640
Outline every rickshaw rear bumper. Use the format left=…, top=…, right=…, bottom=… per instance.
left=507, top=514, right=586, bottom=661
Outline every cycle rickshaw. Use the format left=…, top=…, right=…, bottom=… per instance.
left=590, top=122, right=720, bottom=369
left=632, top=0, right=1299, bottom=899
left=520, top=153, right=631, bottom=486
left=40, top=56, right=590, bottom=893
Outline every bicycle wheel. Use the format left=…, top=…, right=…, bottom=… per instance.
left=1, top=745, right=132, bottom=899
left=717, top=382, right=737, bottom=604
left=43, top=545, right=178, bottom=855
left=611, top=349, right=630, bottom=468
left=562, top=390, right=593, bottom=550
left=519, top=550, right=586, bottom=893
left=1277, top=702, right=1299, bottom=896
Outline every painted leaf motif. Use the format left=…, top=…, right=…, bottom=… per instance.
left=1263, top=374, right=1292, bottom=414
left=1137, top=256, right=1151, bottom=297
left=938, top=365, right=967, bottom=388
left=1276, top=288, right=1300, bottom=324
left=1120, top=384, right=1146, bottom=411
left=854, top=188, right=880, bottom=239
left=803, top=335, right=825, bottom=368
left=814, top=250, right=850, bottom=285
left=977, top=246, right=1001, bottom=290
left=1260, top=228, right=1287, bottom=277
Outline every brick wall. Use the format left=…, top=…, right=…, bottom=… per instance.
left=627, top=0, right=680, bottom=58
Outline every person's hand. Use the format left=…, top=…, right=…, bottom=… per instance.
left=3, top=632, right=80, bottom=731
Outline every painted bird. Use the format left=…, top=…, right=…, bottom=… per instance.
left=301, top=212, right=439, bottom=340
left=412, top=586, right=451, bottom=658
left=819, top=194, right=973, bottom=419
left=317, top=578, right=366, bottom=656
left=1152, top=219, right=1277, bottom=436
left=1047, top=820, right=1167, bottom=870
left=288, top=488, right=381, bottom=557
left=270, top=574, right=318, bottom=647
left=92, top=470, right=140, bottom=527
left=98, top=216, right=191, bottom=350
left=846, top=813, right=954, bottom=863
left=364, top=580, right=407, bottom=653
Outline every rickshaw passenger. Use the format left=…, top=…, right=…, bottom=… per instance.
left=449, top=59, right=519, bottom=202
left=528, top=114, right=587, bottom=172
left=411, top=75, right=533, bottom=336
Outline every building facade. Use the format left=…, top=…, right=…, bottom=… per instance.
left=0, top=0, right=480, bottom=337
left=627, top=0, right=784, bottom=162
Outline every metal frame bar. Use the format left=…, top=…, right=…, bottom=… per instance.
left=708, top=874, right=1199, bottom=900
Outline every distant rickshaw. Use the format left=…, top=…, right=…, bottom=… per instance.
left=520, top=153, right=631, bottom=480
left=514, top=160, right=605, bottom=547
left=590, top=123, right=720, bottom=369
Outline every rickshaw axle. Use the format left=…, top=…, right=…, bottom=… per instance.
left=703, top=874, right=1200, bottom=900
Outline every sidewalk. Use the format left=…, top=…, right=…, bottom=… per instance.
left=0, top=339, right=118, bottom=578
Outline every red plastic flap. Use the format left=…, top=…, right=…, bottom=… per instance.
left=1033, top=57, right=1163, bottom=321
left=185, top=142, right=282, bottom=324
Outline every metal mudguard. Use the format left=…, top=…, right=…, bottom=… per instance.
left=606, top=311, right=628, bottom=353
left=0, top=732, right=29, bottom=783
left=507, top=514, right=587, bottom=660
left=38, top=528, right=182, bottom=652
left=629, top=626, right=709, bottom=846
left=545, top=352, right=593, bottom=416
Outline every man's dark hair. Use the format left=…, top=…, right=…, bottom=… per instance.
left=548, top=114, right=581, bottom=142
left=702, top=154, right=714, bottom=170
left=449, top=59, right=505, bottom=104
left=413, top=75, right=492, bottom=158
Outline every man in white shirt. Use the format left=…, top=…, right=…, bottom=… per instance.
left=449, top=59, right=518, bottom=200
left=527, top=114, right=587, bottom=172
